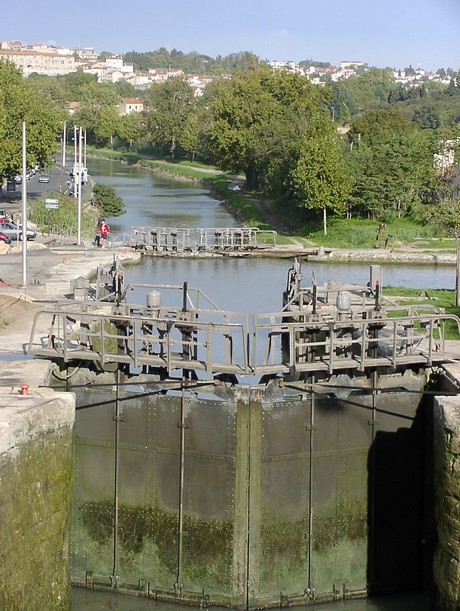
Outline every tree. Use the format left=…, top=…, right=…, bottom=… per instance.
left=181, top=112, right=201, bottom=161
left=349, top=108, right=416, bottom=146
left=414, top=106, right=441, bottom=130
left=290, top=116, right=351, bottom=235
left=207, top=68, right=330, bottom=189
left=414, top=194, right=460, bottom=305
left=145, top=77, right=195, bottom=158
left=93, top=184, right=125, bottom=217
left=0, top=60, right=60, bottom=184
left=116, top=113, right=143, bottom=149
left=348, top=119, right=441, bottom=220
left=73, top=81, right=120, bottom=146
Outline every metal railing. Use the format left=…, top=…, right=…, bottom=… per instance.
left=253, top=309, right=460, bottom=375
left=27, top=299, right=460, bottom=378
left=127, top=226, right=277, bottom=252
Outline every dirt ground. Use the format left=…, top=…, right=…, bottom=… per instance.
left=0, top=293, right=43, bottom=334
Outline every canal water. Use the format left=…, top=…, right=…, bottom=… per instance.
left=89, top=157, right=456, bottom=309
left=71, top=157, right=437, bottom=610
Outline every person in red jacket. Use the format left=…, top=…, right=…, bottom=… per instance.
left=96, top=219, right=110, bottom=247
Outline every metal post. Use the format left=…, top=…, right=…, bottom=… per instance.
left=74, top=125, right=77, bottom=199
left=112, top=368, right=121, bottom=585
left=176, top=379, right=186, bottom=590
left=77, top=127, right=82, bottom=246
left=62, top=120, right=66, bottom=167
left=307, top=376, right=315, bottom=596
left=60, top=121, right=66, bottom=193
left=21, top=122, right=27, bottom=288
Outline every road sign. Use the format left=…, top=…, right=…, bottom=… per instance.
left=45, top=198, right=59, bottom=204
left=45, top=202, right=59, bottom=209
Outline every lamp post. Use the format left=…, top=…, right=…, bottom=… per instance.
left=77, top=127, right=82, bottom=246
left=74, top=125, right=78, bottom=199
left=21, top=121, right=27, bottom=287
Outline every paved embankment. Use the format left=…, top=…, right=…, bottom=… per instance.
left=0, top=243, right=141, bottom=355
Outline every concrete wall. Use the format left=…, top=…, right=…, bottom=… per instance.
left=434, top=394, right=460, bottom=611
left=0, top=368, right=75, bottom=611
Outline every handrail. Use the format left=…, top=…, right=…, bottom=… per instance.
left=27, top=298, right=460, bottom=378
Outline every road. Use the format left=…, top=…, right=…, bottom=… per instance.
left=1, top=163, right=90, bottom=224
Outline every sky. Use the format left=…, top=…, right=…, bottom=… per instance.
left=2, top=0, right=459, bottom=72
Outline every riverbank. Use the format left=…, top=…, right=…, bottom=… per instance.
left=86, top=148, right=456, bottom=257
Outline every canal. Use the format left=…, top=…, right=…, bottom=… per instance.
left=71, top=157, right=440, bottom=610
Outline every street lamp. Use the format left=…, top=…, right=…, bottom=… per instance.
left=21, top=122, right=27, bottom=287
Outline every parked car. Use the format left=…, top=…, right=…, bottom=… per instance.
left=0, top=221, right=36, bottom=241
left=14, top=175, right=22, bottom=184
left=0, top=232, right=12, bottom=245
left=38, top=174, right=50, bottom=183
left=0, top=210, right=12, bottom=222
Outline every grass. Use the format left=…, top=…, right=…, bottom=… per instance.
left=86, top=147, right=456, bottom=251
left=29, top=192, right=99, bottom=237
left=305, top=217, right=439, bottom=249
left=383, top=287, right=460, bottom=339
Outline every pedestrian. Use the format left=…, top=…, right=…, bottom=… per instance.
left=97, top=219, right=110, bottom=248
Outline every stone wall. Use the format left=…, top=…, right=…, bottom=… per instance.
left=433, top=395, right=460, bottom=611
left=0, top=384, right=75, bottom=610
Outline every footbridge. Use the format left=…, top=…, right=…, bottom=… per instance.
left=122, top=226, right=278, bottom=252
left=27, top=258, right=460, bottom=379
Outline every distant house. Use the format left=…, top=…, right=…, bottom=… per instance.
left=340, top=60, right=365, bottom=70
left=67, top=102, right=80, bottom=115
left=0, top=49, right=76, bottom=76
left=148, top=68, right=184, bottom=82
left=118, top=98, right=144, bottom=116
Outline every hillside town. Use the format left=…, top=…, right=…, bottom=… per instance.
left=0, top=39, right=455, bottom=96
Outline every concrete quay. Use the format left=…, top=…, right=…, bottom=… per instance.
left=0, top=243, right=141, bottom=355
left=0, top=243, right=141, bottom=609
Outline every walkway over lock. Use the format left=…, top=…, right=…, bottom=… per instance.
left=27, top=259, right=460, bottom=379
left=126, top=226, right=278, bottom=252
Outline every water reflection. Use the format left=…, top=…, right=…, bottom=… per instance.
left=89, top=158, right=238, bottom=233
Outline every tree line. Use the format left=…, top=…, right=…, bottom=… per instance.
left=1, top=58, right=460, bottom=235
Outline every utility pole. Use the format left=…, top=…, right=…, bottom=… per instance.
left=74, top=125, right=77, bottom=199
left=21, top=122, right=27, bottom=287
left=63, top=120, right=67, bottom=167
left=77, top=127, right=82, bottom=246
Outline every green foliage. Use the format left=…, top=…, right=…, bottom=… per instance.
left=123, top=48, right=263, bottom=75
left=207, top=68, right=330, bottom=189
left=413, top=195, right=460, bottom=238
left=145, top=77, right=196, bottom=158
left=29, top=192, right=98, bottom=235
left=289, top=116, right=351, bottom=233
left=347, top=115, right=441, bottom=219
left=306, top=217, right=437, bottom=248
left=73, top=81, right=120, bottom=146
left=0, top=59, right=61, bottom=183
left=349, top=108, right=417, bottom=144
left=93, top=184, right=125, bottom=217
left=116, top=112, right=143, bottom=149
left=330, top=68, right=395, bottom=122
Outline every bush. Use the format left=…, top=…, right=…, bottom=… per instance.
left=93, top=184, right=125, bottom=218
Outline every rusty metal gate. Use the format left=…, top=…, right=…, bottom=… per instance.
left=70, top=369, right=430, bottom=608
